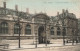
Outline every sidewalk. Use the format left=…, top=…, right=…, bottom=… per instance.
left=0, top=43, right=80, bottom=51
left=9, top=43, right=77, bottom=50
left=11, top=43, right=80, bottom=51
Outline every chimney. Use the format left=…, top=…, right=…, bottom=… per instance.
left=15, top=5, right=18, bottom=11
left=3, top=2, right=6, bottom=8
left=57, top=12, right=59, bottom=15
left=66, top=9, right=69, bottom=16
left=66, top=9, right=68, bottom=13
left=62, top=9, right=65, bottom=13
left=34, top=10, right=37, bottom=14
left=26, top=8, right=29, bottom=14
left=62, top=9, right=65, bottom=17
left=57, top=12, right=59, bottom=17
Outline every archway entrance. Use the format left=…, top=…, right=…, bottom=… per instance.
left=38, top=26, right=46, bottom=44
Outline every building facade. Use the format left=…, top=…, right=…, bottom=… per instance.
left=0, top=2, right=78, bottom=43
left=78, top=18, right=80, bottom=42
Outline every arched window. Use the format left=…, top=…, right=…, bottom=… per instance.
left=25, top=24, right=31, bottom=35
left=14, top=23, right=21, bottom=34
left=57, top=27, right=61, bottom=35
left=0, top=22, right=8, bottom=34
left=50, top=27, right=54, bottom=35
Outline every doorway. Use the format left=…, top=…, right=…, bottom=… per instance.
left=38, top=26, right=46, bottom=44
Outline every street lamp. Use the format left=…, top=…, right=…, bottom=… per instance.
left=76, top=30, right=78, bottom=44
left=62, top=18, right=65, bottom=45
left=18, top=21, right=21, bottom=48
left=62, top=27, right=66, bottom=45
left=44, top=18, right=47, bottom=46
left=13, top=11, right=22, bottom=48
left=72, top=30, right=74, bottom=45
left=35, top=33, right=37, bottom=48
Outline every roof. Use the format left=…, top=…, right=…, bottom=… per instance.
left=56, top=10, right=76, bottom=19
left=32, top=13, right=50, bottom=20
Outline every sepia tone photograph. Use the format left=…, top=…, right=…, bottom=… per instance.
left=0, top=0, right=80, bottom=51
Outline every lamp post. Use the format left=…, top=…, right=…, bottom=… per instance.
left=62, top=27, right=65, bottom=45
left=13, top=11, right=21, bottom=48
left=18, top=20, right=21, bottom=48
left=72, top=30, right=74, bottom=45
left=35, top=33, right=37, bottom=48
left=44, top=18, right=47, bottom=46
left=62, top=18, right=65, bottom=45
left=76, top=30, right=78, bottom=44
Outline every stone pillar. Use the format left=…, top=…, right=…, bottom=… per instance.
left=32, top=18, right=37, bottom=44
left=8, top=22, right=14, bottom=36
left=61, top=27, right=62, bottom=36
left=55, top=27, right=57, bottom=38
left=34, top=25, right=38, bottom=44
left=21, top=23, right=25, bottom=36
left=31, top=24, right=33, bottom=35
left=46, top=26, right=50, bottom=40
left=32, top=18, right=35, bottom=36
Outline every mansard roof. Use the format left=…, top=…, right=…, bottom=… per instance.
left=0, top=7, right=34, bottom=19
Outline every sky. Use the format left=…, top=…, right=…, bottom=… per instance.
left=0, top=0, right=80, bottom=18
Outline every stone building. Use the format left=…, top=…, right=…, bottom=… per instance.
left=50, top=9, right=78, bottom=42
left=0, top=2, right=78, bottom=43
left=78, top=18, right=80, bottom=42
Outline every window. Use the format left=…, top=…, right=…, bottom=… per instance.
left=72, top=30, right=74, bottom=35
left=0, top=22, right=8, bottom=34
left=14, top=23, right=21, bottom=34
left=63, top=28, right=66, bottom=36
left=57, top=27, right=61, bottom=35
left=2, top=10, right=5, bottom=14
left=50, top=27, right=54, bottom=35
left=0, top=10, right=1, bottom=14
left=25, top=24, right=31, bottom=35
